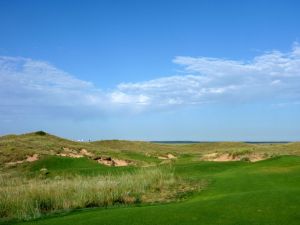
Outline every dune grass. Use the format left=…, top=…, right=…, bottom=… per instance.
left=26, top=156, right=135, bottom=177
left=2, top=132, right=300, bottom=167
left=11, top=156, right=300, bottom=225
left=0, top=167, right=201, bottom=222
left=2, top=132, right=300, bottom=225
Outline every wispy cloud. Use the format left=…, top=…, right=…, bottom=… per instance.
left=116, top=43, right=300, bottom=107
left=0, top=56, right=105, bottom=119
left=1, top=43, right=300, bottom=120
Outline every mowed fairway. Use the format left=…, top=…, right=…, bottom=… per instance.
left=15, top=156, right=300, bottom=225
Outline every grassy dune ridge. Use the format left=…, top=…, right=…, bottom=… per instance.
left=1, top=132, right=300, bottom=225
left=1, top=132, right=300, bottom=166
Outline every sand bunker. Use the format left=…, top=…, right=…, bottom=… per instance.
left=57, top=148, right=94, bottom=158
left=158, top=154, right=177, bottom=160
left=201, top=152, right=266, bottom=162
left=5, top=154, right=39, bottom=166
left=26, top=154, right=39, bottom=162
left=57, top=152, right=83, bottom=158
left=56, top=148, right=130, bottom=166
left=80, top=149, right=94, bottom=157
left=95, top=156, right=131, bottom=167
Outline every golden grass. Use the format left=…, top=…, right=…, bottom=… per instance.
left=1, top=132, right=300, bottom=165
left=0, top=168, right=199, bottom=221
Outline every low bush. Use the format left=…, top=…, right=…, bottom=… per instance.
left=34, top=131, right=47, bottom=136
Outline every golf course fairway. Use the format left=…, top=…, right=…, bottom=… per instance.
left=13, top=156, right=300, bottom=225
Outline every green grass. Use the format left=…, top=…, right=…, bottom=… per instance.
left=27, top=156, right=135, bottom=177
left=6, top=156, right=300, bottom=225
left=2, top=132, right=300, bottom=166
left=1, top=167, right=199, bottom=221
left=1, top=132, right=300, bottom=225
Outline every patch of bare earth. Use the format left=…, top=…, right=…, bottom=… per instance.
left=56, top=147, right=132, bottom=167
left=5, top=154, right=39, bottom=166
left=94, top=156, right=132, bottom=167
left=201, top=152, right=267, bottom=162
left=56, top=147, right=94, bottom=158
left=158, top=153, right=177, bottom=160
left=80, top=149, right=94, bottom=157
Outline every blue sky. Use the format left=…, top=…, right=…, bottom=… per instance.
left=0, top=0, right=300, bottom=141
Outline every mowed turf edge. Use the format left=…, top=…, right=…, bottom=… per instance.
left=8, top=156, right=300, bottom=225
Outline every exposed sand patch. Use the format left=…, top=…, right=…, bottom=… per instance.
left=112, top=159, right=130, bottom=166
left=57, top=153, right=83, bottom=158
left=56, top=148, right=94, bottom=158
left=94, top=156, right=131, bottom=167
left=80, top=149, right=94, bottom=157
left=201, top=152, right=266, bottom=162
left=5, top=154, right=39, bottom=166
left=5, top=160, right=24, bottom=166
left=158, top=154, right=177, bottom=160
left=26, top=154, right=39, bottom=162
left=55, top=148, right=130, bottom=166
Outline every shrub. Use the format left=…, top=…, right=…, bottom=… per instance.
left=34, top=131, right=47, bottom=136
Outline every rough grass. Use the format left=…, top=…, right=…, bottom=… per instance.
left=1, top=132, right=300, bottom=167
left=14, top=156, right=300, bottom=225
left=1, top=132, right=300, bottom=225
left=0, top=167, right=201, bottom=221
left=26, top=156, right=135, bottom=178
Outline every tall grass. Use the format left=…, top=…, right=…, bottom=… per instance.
left=0, top=168, right=180, bottom=220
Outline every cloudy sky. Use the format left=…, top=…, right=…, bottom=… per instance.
left=1, top=0, right=300, bottom=141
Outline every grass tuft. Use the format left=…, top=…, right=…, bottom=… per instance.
left=0, top=168, right=200, bottom=221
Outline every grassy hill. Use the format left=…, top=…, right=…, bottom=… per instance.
left=1, top=131, right=299, bottom=166
left=1, top=132, right=300, bottom=224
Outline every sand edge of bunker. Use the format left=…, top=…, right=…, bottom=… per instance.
left=56, top=148, right=133, bottom=167
left=201, top=152, right=269, bottom=162
left=5, top=154, right=39, bottom=166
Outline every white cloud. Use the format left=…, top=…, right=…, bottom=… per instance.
left=110, top=91, right=150, bottom=105
left=117, top=43, right=300, bottom=106
left=1, top=44, right=300, bottom=120
left=0, top=56, right=106, bottom=119
left=173, top=43, right=300, bottom=79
